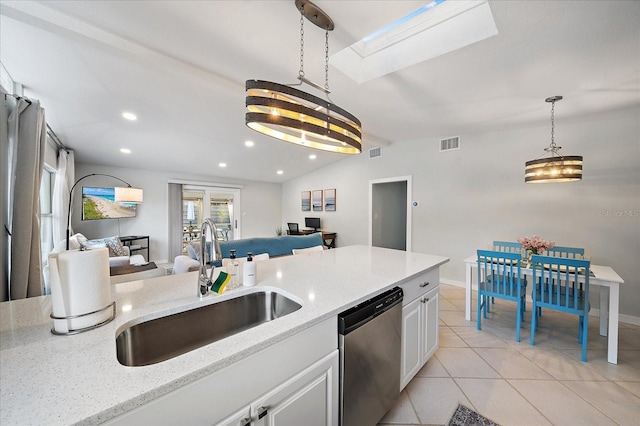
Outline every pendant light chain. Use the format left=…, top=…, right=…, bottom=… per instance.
left=550, top=99, right=556, bottom=149
left=325, top=30, right=330, bottom=91
left=299, top=4, right=305, bottom=78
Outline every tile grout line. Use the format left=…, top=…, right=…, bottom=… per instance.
left=442, top=293, right=558, bottom=426
left=442, top=288, right=639, bottom=426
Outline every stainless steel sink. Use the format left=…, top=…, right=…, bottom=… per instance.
left=116, top=289, right=302, bottom=366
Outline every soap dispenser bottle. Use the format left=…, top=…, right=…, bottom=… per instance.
left=229, top=249, right=239, bottom=286
left=243, top=252, right=256, bottom=287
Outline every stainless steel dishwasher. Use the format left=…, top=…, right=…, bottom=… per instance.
left=338, top=286, right=403, bottom=426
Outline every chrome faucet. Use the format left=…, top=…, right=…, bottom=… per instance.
left=198, top=218, right=222, bottom=298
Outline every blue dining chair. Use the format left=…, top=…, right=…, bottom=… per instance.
left=546, top=246, right=585, bottom=259
left=477, top=249, right=527, bottom=342
left=536, top=247, right=584, bottom=318
left=530, top=255, right=591, bottom=361
left=492, top=241, right=525, bottom=308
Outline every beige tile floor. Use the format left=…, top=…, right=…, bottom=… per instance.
left=378, top=283, right=640, bottom=426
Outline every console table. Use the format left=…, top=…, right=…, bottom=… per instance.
left=287, top=230, right=337, bottom=249
left=120, top=235, right=149, bottom=261
left=110, top=261, right=157, bottom=276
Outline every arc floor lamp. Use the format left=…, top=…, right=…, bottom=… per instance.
left=66, top=174, right=143, bottom=250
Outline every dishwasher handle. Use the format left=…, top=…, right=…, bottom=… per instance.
left=338, top=287, right=403, bottom=335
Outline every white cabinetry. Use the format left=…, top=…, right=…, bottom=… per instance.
left=105, top=318, right=338, bottom=426
left=249, top=351, right=337, bottom=426
left=400, top=269, right=440, bottom=390
left=217, top=351, right=337, bottom=426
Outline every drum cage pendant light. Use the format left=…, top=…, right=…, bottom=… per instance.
left=524, top=96, right=583, bottom=183
left=245, top=0, right=362, bottom=154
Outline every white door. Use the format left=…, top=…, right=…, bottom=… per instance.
left=183, top=185, right=241, bottom=242
left=369, top=176, right=412, bottom=251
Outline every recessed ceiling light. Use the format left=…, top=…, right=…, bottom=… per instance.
left=120, top=148, right=131, bottom=154
left=309, top=154, right=317, bottom=160
left=218, top=163, right=227, bottom=168
left=122, top=112, right=137, bottom=121
left=245, top=140, right=254, bottom=147
left=277, top=170, right=284, bottom=175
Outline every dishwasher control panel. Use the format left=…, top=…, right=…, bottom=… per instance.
left=338, top=287, right=403, bottom=335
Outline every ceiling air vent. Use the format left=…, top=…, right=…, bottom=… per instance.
left=440, top=136, right=460, bottom=152
left=369, top=147, right=381, bottom=159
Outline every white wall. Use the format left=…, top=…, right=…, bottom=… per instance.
left=73, top=163, right=282, bottom=263
left=282, top=106, right=640, bottom=320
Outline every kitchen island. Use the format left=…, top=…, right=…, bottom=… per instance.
left=0, top=245, right=448, bottom=425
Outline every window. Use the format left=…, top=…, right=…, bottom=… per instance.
left=39, top=166, right=55, bottom=264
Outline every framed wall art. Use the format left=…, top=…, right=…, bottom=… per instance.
left=301, top=191, right=311, bottom=211
left=324, top=189, right=336, bottom=211
left=312, top=190, right=323, bottom=212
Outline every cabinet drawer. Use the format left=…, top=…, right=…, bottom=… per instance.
left=400, top=268, right=439, bottom=305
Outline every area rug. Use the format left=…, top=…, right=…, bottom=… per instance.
left=447, top=404, right=500, bottom=426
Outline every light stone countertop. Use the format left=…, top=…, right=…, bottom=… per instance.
left=0, top=245, right=449, bottom=426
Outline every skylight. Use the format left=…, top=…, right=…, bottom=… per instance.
left=330, top=0, right=498, bottom=83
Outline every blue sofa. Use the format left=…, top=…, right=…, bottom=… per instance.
left=218, top=233, right=323, bottom=258
left=180, top=233, right=324, bottom=270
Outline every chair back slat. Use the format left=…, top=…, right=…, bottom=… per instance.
left=545, top=246, right=585, bottom=259
left=492, top=241, right=523, bottom=255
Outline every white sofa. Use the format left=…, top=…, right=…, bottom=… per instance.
left=44, top=233, right=153, bottom=293
left=62, top=233, right=145, bottom=267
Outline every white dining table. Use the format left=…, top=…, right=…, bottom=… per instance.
left=463, top=255, right=624, bottom=364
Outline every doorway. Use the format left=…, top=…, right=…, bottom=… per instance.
left=182, top=185, right=241, bottom=245
left=369, top=176, right=412, bottom=251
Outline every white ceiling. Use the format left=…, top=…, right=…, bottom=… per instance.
left=1, top=0, right=639, bottom=183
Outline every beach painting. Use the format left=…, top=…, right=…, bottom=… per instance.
left=324, top=189, right=336, bottom=211
left=82, top=186, right=137, bottom=220
left=301, top=191, right=311, bottom=211
left=312, top=190, right=323, bottom=212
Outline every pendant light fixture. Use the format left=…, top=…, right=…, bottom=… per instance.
left=524, top=96, right=583, bottom=183
left=245, top=0, right=362, bottom=154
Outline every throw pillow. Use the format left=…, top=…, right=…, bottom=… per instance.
left=73, top=233, right=88, bottom=249
left=80, top=238, right=107, bottom=250
left=186, top=242, right=201, bottom=261
left=103, top=236, right=128, bottom=257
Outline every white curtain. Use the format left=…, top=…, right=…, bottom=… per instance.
left=52, top=149, right=75, bottom=246
left=7, top=98, right=46, bottom=299
left=1, top=93, right=11, bottom=302
left=168, top=183, right=183, bottom=261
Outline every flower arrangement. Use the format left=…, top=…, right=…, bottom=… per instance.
left=517, top=235, right=555, bottom=255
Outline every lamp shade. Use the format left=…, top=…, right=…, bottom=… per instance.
left=114, top=187, right=144, bottom=203
left=524, top=156, right=583, bottom=183
left=246, top=80, right=362, bottom=154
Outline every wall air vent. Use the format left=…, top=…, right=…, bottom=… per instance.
left=440, top=136, right=460, bottom=152
left=369, top=147, right=382, bottom=159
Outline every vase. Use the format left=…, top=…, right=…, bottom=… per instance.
left=525, top=249, right=538, bottom=268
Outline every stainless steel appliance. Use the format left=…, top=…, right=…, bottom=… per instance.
left=338, top=287, right=403, bottom=426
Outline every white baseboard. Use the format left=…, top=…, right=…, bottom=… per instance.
left=441, top=278, right=468, bottom=289
left=439, top=278, right=640, bottom=327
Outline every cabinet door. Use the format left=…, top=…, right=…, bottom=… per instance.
left=253, top=351, right=338, bottom=426
left=421, top=286, right=440, bottom=364
left=401, top=297, right=422, bottom=390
